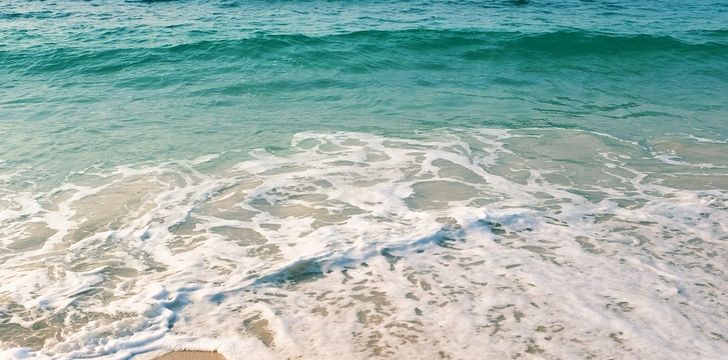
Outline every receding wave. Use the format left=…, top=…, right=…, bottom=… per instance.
left=1, top=129, right=726, bottom=359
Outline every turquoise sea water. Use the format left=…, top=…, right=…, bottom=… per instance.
left=1, top=1, right=727, bottom=359
left=2, top=0, right=728, bottom=182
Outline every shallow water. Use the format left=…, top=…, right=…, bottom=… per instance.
left=1, top=1, right=727, bottom=359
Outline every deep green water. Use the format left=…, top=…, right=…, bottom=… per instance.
left=1, top=1, right=728, bottom=359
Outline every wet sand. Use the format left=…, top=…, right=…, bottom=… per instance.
left=155, top=351, right=227, bottom=360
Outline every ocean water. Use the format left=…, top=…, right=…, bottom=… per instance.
left=1, top=0, right=727, bottom=359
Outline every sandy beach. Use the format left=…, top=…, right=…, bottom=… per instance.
left=155, top=351, right=227, bottom=360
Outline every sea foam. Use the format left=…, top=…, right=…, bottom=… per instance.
left=1, top=129, right=726, bottom=359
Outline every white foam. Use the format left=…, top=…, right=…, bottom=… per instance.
left=0, top=129, right=726, bottom=359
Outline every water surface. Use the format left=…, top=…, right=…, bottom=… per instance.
left=1, top=1, right=727, bottom=359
